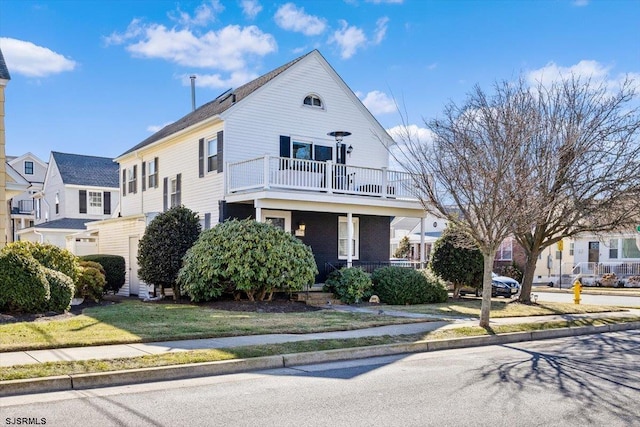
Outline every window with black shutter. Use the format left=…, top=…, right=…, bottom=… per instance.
left=103, top=192, right=111, bottom=215
left=79, top=190, right=87, bottom=214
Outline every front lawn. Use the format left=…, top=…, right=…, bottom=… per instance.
left=0, top=298, right=424, bottom=352
left=383, top=299, right=626, bottom=318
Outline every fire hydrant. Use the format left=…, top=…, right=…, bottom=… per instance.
left=573, top=279, right=583, bottom=304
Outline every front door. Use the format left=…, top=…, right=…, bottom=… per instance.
left=588, top=242, right=600, bottom=263
left=128, top=236, right=140, bottom=296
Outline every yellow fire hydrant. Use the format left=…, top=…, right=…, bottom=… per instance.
left=573, top=279, right=583, bottom=304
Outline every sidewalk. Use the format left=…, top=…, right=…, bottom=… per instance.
left=2, top=307, right=639, bottom=368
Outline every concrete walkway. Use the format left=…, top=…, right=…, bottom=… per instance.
left=2, top=307, right=638, bottom=368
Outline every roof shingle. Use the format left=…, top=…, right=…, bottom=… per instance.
left=0, top=47, right=10, bottom=80
left=52, top=152, right=119, bottom=188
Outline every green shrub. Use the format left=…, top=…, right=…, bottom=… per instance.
left=43, top=268, right=75, bottom=313
left=179, top=219, right=318, bottom=302
left=2, top=241, right=80, bottom=282
left=429, top=225, right=483, bottom=298
left=323, top=267, right=372, bottom=304
left=0, top=252, right=50, bottom=313
left=371, top=266, right=448, bottom=305
left=80, top=255, right=124, bottom=294
left=138, top=206, right=201, bottom=299
left=76, top=266, right=106, bottom=302
left=79, top=260, right=106, bottom=276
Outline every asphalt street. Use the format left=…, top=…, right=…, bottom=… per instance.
left=2, top=330, right=639, bottom=427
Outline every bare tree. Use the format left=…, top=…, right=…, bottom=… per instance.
left=512, top=76, right=640, bottom=303
left=394, top=80, right=539, bottom=327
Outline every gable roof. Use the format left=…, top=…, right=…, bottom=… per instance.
left=0, top=47, right=10, bottom=80
left=119, top=50, right=315, bottom=157
left=32, top=218, right=88, bottom=230
left=51, top=152, right=119, bottom=188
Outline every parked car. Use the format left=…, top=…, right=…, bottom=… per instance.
left=457, top=272, right=520, bottom=298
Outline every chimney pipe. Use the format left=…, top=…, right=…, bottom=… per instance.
left=190, top=75, right=196, bottom=111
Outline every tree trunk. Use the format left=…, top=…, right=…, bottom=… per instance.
left=479, top=253, right=495, bottom=328
left=518, top=249, right=540, bottom=304
left=453, top=283, right=461, bottom=299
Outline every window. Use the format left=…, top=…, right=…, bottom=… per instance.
left=609, top=239, right=619, bottom=259
left=293, top=141, right=312, bottom=160
left=496, top=238, right=513, bottom=261
left=170, top=177, right=179, bottom=208
left=569, top=242, right=575, bottom=256
left=303, top=94, right=323, bottom=109
left=207, top=137, right=218, bottom=172
left=24, top=161, right=34, bottom=175
left=622, top=238, right=640, bottom=259
left=147, top=158, right=158, bottom=188
left=127, top=166, right=137, bottom=194
left=338, top=216, right=359, bottom=259
left=55, top=192, right=60, bottom=215
left=88, top=191, right=103, bottom=215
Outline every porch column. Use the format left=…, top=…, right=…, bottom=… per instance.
left=420, top=217, right=426, bottom=268
left=255, top=206, right=262, bottom=222
left=347, top=212, right=353, bottom=268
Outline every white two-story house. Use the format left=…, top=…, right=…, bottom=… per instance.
left=89, top=50, right=428, bottom=297
left=6, top=152, right=47, bottom=242
left=18, top=151, right=119, bottom=253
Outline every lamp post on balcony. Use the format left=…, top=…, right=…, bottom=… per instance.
left=328, top=131, right=351, bottom=164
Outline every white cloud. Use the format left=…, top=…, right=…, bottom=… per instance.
left=274, top=3, right=326, bottom=36
left=183, top=70, right=259, bottom=89
left=109, top=21, right=276, bottom=72
left=330, top=20, right=367, bottom=59
left=170, top=1, right=223, bottom=27
left=572, top=0, right=589, bottom=6
left=358, top=90, right=396, bottom=115
left=147, top=121, right=173, bottom=133
left=240, top=0, right=262, bottom=20
left=387, top=124, right=433, bottom=144
left=373, top=17, right=389, bottom=45
left=0, top=37, right=77, bottom=77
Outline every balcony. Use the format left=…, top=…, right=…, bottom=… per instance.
left=226, top=156, right=418, bottom=200
left=11, top=200, right=35, bottom=215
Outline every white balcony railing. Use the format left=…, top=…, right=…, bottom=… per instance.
left=227, top=156, right=418, bottom=200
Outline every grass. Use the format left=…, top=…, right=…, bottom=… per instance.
left=2, top=316, right=638, bottom=381
left=0, top=299, right=425, bottom=352
left=382, top=299, right=626, bottom=318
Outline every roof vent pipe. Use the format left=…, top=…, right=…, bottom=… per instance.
left=190, top=75, right=196, bottom=112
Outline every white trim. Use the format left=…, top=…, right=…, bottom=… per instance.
left=338, top=216, right=359, bottom=260
left=262, top=209, right=291, bottom=233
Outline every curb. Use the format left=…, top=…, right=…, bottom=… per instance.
left=2, top=321, right=639, bottom=397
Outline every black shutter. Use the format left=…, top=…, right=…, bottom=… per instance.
left=141, top=162, right=146, bottom=191
left=198, top=138, right=205, bottom=177
left=122, top=169, right=127, bottom=196
left=103, top=192, right=111, bottom=215
left=133, top=165, right=138, bottom=194
left=79, top=190, right=87, bottom=214
left=176, top=173, right=182, bottom=206
left=217, top=131, right=224, bottom=172
left=154, top=157, right=159, bottom=188
left=279, top=135, right=291, bottom=157
left=163, top=177, right=168, bottom=212
left=204, top=213, right=211, bottom=230
left=339, top=144, right=346, bottom=165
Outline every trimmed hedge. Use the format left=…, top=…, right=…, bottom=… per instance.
left=43, top=268, right=75, bottom=313
left=323, top=267, right=372, bottom=304
left=2, top=241, right=80, bottom=282
left=371, top=266, right=448, bottom=305
left=0, top=252, right=50, bottom=313
left=80, top=255, right=125, bottom=294
left=76, top=266, right=106, bottom=302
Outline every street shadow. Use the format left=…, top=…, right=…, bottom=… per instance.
left=463, top=331, right=640, bottom=425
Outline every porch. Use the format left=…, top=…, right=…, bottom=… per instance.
left=226, top=156, right=418, bottom=200
left=572, top=262, right=640, bottom=287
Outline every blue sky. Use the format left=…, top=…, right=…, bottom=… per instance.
left=1, top=0, right=639, bottom=162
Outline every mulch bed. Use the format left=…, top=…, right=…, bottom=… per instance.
left=0, top=294, right=321, bottom=324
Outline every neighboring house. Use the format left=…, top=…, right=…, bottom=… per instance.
left=390, top=216, right=526, bottom=274
left=6, top=153, right=47, bottom=242
left=0, top=47, right=10, bottom=248
left=89, top=50, right=427, bottom=298
left=390, top=215, right=447, bottom=263
left=17, top=151, right=119, bottom=254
